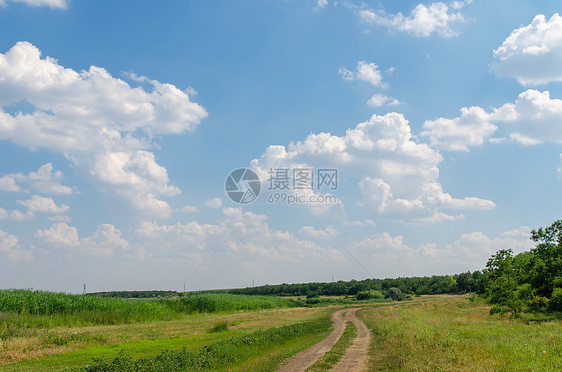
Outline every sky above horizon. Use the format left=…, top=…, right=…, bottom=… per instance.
left=1, top=0, right=562, bottom=293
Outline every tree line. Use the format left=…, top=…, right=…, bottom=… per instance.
left=477, top=220, right=562, bottom=314
left=227, top=271, right=482, bottom=298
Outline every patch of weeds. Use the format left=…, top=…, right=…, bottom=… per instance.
left=207, top=321, right=229, bottom=333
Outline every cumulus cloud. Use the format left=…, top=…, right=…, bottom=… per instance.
left=298, top=225, right=338, bottom=239
left=135, top=207, right=345, bottom=263
left=422, top=89, right=562, bottom=150
left=0, top=42, right=207, bottom=218
left=491, top=14, right=562, bottom=86
left=17, top=195, right=69, bottom=214
left=35, top=222, right=128, bottom=256
left=251, top=112, right=495, bottom=222
left=0, top=176, right=20, bottom=191
left=421, top=106, right=497, bottom=151
left=351, top=225, right=532, bottom=276
left=0, top=163, right=73, bottom=194
left=0, top=207, right=34, bottom=221
left=81, top=224, right=129, bottom=256
left=355, top=232, right=414, bottom=258
left=340, top=61, right=383, bottom=86
left=359, top=1, right=467, bottom=38
left=0, top=229, right=28, bottom=260
left=35, top=222, right=79, bottom=247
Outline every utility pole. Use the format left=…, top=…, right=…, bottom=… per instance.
left=252, top=279, right=255, bottom=287
left=83, top=282, right=86, bottom=295
left=332, top=275, right=334, bottom=283
left=183, top=283, right=186, bottom=293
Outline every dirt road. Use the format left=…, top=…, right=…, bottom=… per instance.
left=332, top=308, right=371, bottom=371
left=275, top=307, right=371, bottom=372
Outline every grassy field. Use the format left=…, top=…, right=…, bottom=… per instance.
left=72, top=315, right=333, bottom=371
left=1, top=305, right=330, bottom=370
left=0, top=290, right=304, bottom=370
left=359, top=295, right=562, bottom=371
left=4, top=290, right=562, bottom=371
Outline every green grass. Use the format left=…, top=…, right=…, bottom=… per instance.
left=307, top=320, right=357, bottom=371
left=0, top=290, right=295, bottom=340
left=163, top=293, right=294, bottom=314
left=359, top=295, right=562, bottom=371
left=68, top=314, right=333, bottom=372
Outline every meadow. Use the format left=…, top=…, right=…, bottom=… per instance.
left=2, top=290, right=562, bottom=371
left=359, top=295, right=562, bottom=371
left=0, top=290, right=327, bottom=370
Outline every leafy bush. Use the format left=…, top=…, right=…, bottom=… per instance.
left=386, top=287, right=405, bottom=301
left=356, top=290, right=384, bottom=301
left=547, top=288, right=562, bottom=312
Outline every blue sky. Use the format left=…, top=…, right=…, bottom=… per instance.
left=1, top=0, right=562, bottom=293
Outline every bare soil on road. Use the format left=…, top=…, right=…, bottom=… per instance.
left=275, top=307, right=371, bottom=372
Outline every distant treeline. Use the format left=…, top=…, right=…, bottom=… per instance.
left=86, top=290, right=177, bottom=298
left=227, top=272, right=482, bottom=298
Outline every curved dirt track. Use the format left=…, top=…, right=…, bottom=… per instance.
left=275, top=307, right=371, bottom=372
left=332, top=308, right=371, bottom=371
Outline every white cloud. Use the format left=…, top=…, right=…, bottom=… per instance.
left=351, top=225, right=532, bottom=276
left=135, top=207, right=345, bottom=264
left=316, top=0, right=328, bottom=9
left=180, top=205, right=199, bottom=213
left=204, top=198, right=223, bottom=209
left=4, top=0, right=67, bottom=9
left=35, top=222, right=79, bottom=247
left=36, top=222, right=129, bottom=256
left=344, top=219, right=377, bottom=227
left=494, top=89, right=562, bottom=145
left=359, top=2, right=466, bottom=38
left=368, top=94, right=401, bottom=107
left=422, top=89, right=562, bottom=151
left=251, top=112, right=495, bottom=222
left=81, top=224, right=129, bottom=256
left=341, top=61, right=383, bottom=86
left=340, top=61, right=400, bottom=106
left=0, top=42, right=207, bottom=218
left=355, top=232, right=414, bottom=258
left=444, top=229, right=534, bottom=259
left=0, top=229, right=25, bottom=260
left=491, top=14, right=562, bottom=86
left=421, top=106, right=497, bottom=151
left=0, top=207, right=34, bottom=221
left=0, top=163, right=73, bottom=194
left=17, top=195, right=69, bottom=213
left=0, top=175, right=20, bottom=191
left=298, top=225, right=338, bottom=239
